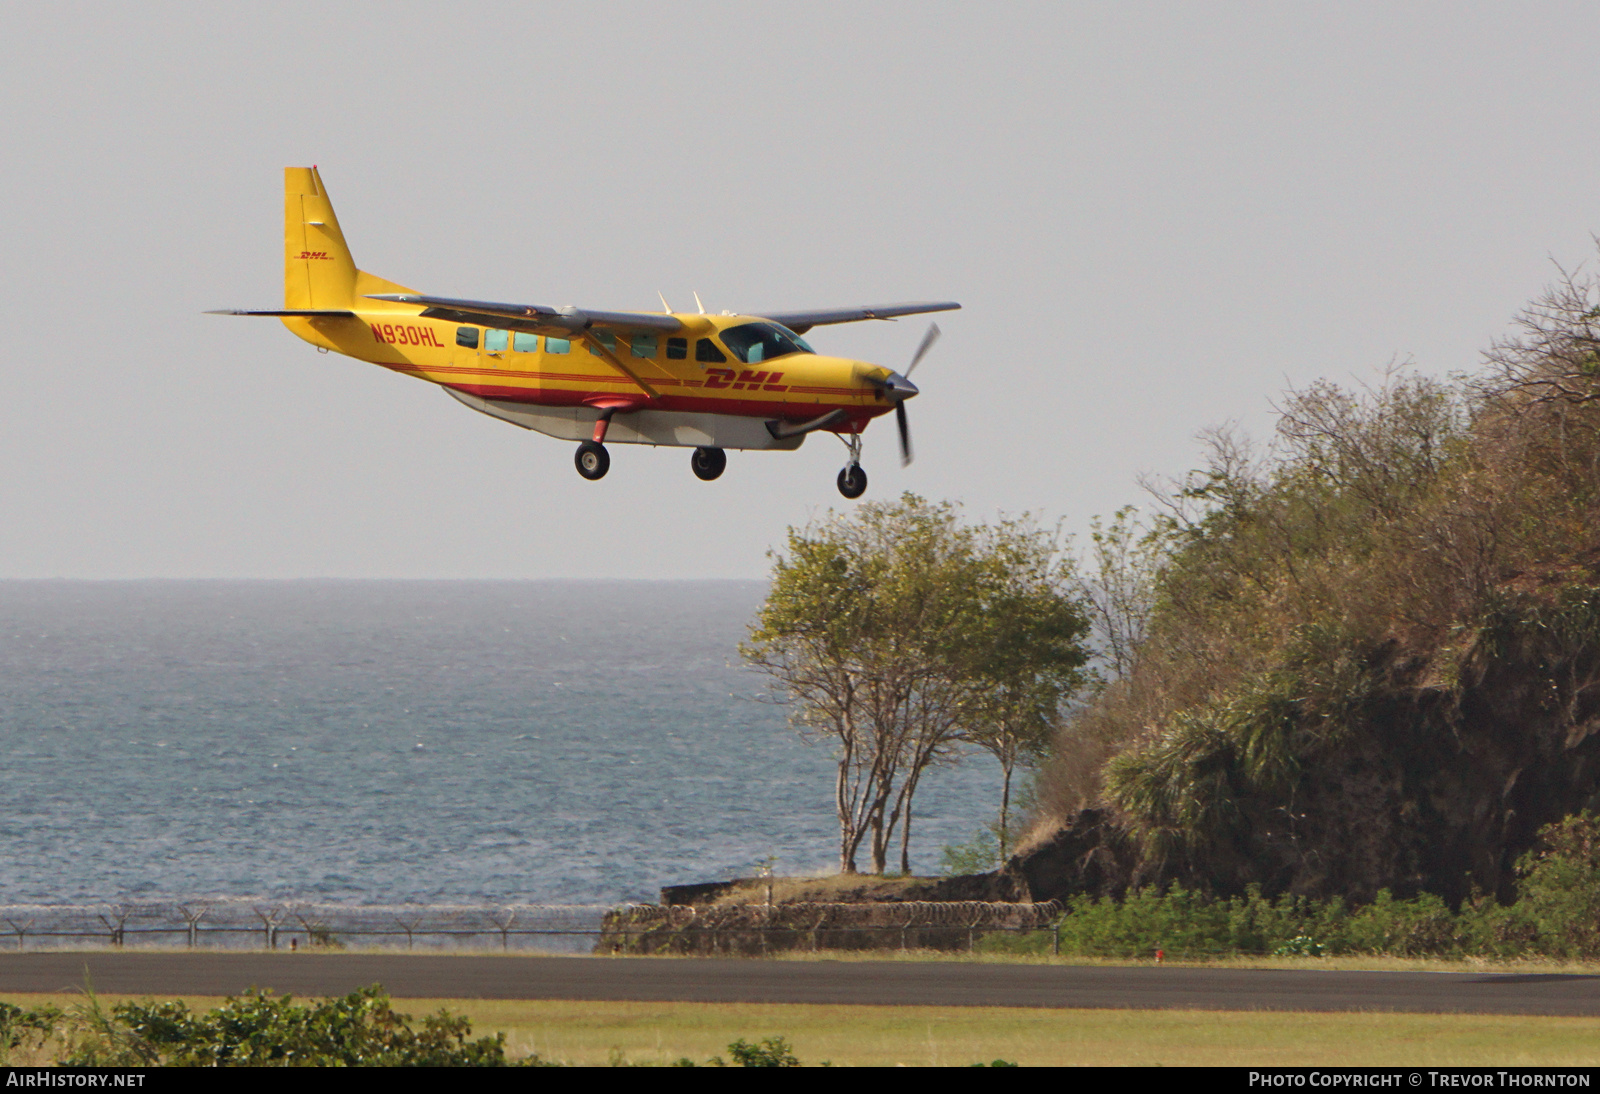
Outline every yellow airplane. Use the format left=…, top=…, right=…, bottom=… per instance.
left=213, top=168, right=959, bottom=497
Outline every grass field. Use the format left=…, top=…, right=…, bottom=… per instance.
left=5, top=991, right=1600, bottom=1066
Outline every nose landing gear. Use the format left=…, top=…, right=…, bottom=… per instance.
left=691, top=446, right=726, bottom=481
left=837, top=464, right=867, bottom=499
left=836, top=433, right=867, bottom=499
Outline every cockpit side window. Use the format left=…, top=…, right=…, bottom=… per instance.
left=718, top=322, right=815, bottom=364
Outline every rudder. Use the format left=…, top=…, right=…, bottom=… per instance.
left=284, top=166, right=358, bottom=310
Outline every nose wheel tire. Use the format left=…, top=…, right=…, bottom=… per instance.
left=837, top=465, right=867, bottom=499
left=691, top=446, right=727, bottom=481
left=575, top=441, right=610, bottom=480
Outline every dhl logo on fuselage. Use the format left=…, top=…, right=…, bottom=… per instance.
left=372, top=322, right=446, bottom=347
left=704, top=368, right=788, bottom=392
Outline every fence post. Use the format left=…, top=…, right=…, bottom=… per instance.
left=255, top=906, right=286, bottom=950
left=294, top=913, right=328, bottom=948
left=177, top=902, right=218, bottom=949
left=1053, top=921, right=1060, bottom=956
left=98, top=905, right=132, bottom=948
left=490, top=909, right=516, bottom=951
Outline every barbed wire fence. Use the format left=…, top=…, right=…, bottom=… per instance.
left=0, top=902, right=617, bottom=954
left=0, top=899, right=1065, bottom=955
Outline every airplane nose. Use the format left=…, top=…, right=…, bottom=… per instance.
left=884, top=371, right=919, bottom=401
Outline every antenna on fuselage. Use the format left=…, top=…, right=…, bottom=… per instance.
left=658, top=291, right=673, bottom=313
left=693, top=291, right=706, bottom=315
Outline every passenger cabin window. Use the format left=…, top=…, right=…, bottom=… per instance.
left=631, top=334, right=657, bottom=358
left=484, top=329, right=509, bottom=353
left=718, top=322, right=815, bottom=364
left=589, top=331, right=617, bottom=354
left=513, top=332, right=539, bottom=352
left=456, top=326, right=480, bottom=349
left=695, top=338, right=727, bottom=364
left=546, top=337, right=571, bottom=354
left=666, top=337, right=688, bottom=360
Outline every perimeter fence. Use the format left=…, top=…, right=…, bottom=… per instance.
left=0, top=899, right=1063, bottom=955
left=0, top=902, right=616, bottom=954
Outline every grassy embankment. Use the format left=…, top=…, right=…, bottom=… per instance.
left=4, top=986, right=1600, bottom=1066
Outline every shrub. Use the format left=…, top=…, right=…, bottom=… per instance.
left=1505, top=811, right=1600, bottom=959
left=0, top=1002, right=63, bottom=1064
left=725, top=1036, right=800, bottom=1067
left=61, top=985, right=508, bottom=1067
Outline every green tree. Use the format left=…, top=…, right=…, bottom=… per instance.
left=959, top=519, right=1092, bottom=863
left=744, top=494, right=1092, bottom=874
left=744, top=495, right=979, bottom=873
left=1079, top=506, right=1165, bottom=684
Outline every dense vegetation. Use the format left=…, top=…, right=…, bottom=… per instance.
left=992, top=812, right=1600, bottom=960
left=1026, top=262, right=1600, bottom=903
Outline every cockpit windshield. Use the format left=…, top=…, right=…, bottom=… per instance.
left=718, top=322, right=815, bottom=364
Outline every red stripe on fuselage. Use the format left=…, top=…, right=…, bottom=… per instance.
left=442, top=382, right=883, bottom=423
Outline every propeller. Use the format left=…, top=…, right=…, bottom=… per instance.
left=906, top=322, right=940, bottom=379
left=891, top=323, right=939, bottom=466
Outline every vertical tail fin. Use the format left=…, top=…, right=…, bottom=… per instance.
left=284, top=166, right=358, bottom=309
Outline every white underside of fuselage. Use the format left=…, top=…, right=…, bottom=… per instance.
left=443, top=388, right=806, bottom=451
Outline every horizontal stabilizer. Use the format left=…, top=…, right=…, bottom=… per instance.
left=207, top=309, right=356, bottom=317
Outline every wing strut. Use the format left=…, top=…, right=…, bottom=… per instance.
left=577, top=332, right=660, bottom=399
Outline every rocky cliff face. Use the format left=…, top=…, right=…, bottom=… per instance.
left=1012, top=612, right=1600, bottom=906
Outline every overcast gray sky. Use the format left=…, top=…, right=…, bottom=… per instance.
left=3, top=2, right=1597, bottom=578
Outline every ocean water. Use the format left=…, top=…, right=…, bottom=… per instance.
left=0, top=581, right=1002, bottom=906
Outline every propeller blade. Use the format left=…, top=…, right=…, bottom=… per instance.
left=905, top=322, right=941, bottom=378
left=897, top=401, right=913, bottom=466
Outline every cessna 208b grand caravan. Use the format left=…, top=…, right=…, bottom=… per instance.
left=213, top=168, right=959, bottom=497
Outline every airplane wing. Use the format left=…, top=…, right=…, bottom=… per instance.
left=365, top=294, right=682, bottom=335
left=756, top=301, right=960, bottom=335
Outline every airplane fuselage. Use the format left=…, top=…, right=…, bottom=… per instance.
left=283, top=310, right=894, bottom=451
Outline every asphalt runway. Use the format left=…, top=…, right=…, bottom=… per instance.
left=1, top=953, right=1598, bottom=1015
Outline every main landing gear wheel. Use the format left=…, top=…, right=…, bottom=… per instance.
left=837, top=465, right=867, bottom=499
left=690, top=446, right=726, bottom=481
left=574, top=441, right=610, bottom=480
